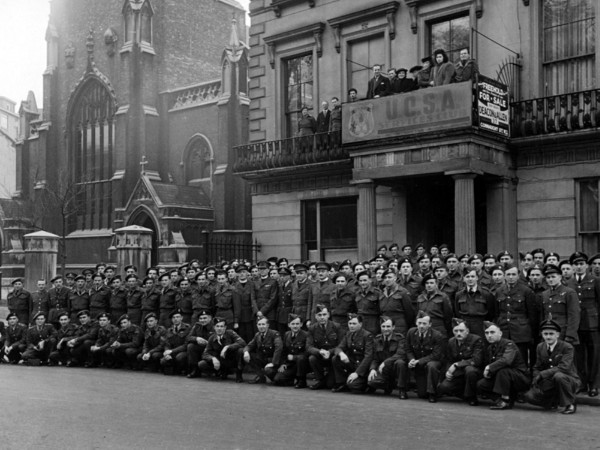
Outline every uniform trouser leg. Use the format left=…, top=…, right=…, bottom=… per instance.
left=396, top=360, right=409, bottom=389
left=439, top=366, right=482, bottom=399
left=6, top=344, right=26, bottom=363
left=478, top=368, right=530, bottom=398
left=237, top=322, right=255, bottom=345
left=516, top=342, right=531, bottom=368
left=248, top=353, right=269, bottom=378
left=576, top=330, right=600, bottom=389
left=137, top=351, right=162, bottom=371
left=22, top=346, right=52, bottom=363
left=413, top=361, right=441, bottom=397
left=309, top=354, right=332, bottom=381
left=273, top=364, right=297, bottom=385
left=332, top=355, right=356, bottom=385
left=553, top=372, right=580, bottom=406
left=187, top=343, right=206, bottom=369
left=368, top=360, right=398, bottom=392
left=220, top=348, right=244, bottom=375
left=48, top=347, right=71, bottom=364
left=70, top=340, right=93, bottom=364
left=525, top=374, right=580, bottom=407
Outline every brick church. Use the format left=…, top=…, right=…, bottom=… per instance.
left=3, top=0, right=251, bottom=282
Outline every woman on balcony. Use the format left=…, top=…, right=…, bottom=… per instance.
left=432, top=49, right=456, bottom=87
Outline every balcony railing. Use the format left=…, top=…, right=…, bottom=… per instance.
left=233, top=131, right=347, bottom=173
left=510, top=89, right=600, bottom=138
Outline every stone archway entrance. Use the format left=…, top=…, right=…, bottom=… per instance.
left=128, top=208, right=159, bottom=266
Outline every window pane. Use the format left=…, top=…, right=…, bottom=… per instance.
left=580, top=180, right=599, bottom=231
left=430, top=15, right=470, bottom=62
left=320, top=197, right=357, bottom=248
left=347, top=34, right=385, bottom=99
left=284, top=54, right=313, bottom=137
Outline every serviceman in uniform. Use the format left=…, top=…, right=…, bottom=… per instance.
left=29, top=280, right=49, bottom=325
left=110, top=276, right=129, bottom=326
left=402, top=311, right=445, bottom=402
left=89, top=313, right=118, bottom=367
left=67, top=310, right=99, bottom=367
left=540, top=264, right=580, bottom=346
left=524, top=319, right=580, bottom=414
left=367, top=316, right=407, bottom=396
left=254, top=261, right=279, bottom=330
left=416, top=274, right=453, bottom=337
left=137, top=312, right=167, bottom=372
left=566, top=251, right=600, bottom=397
left=243, top=316, right=283, bottom=384
left=22, top=312, right=57, bottom=365
left=7, top=278, right=32, bottom=325
left=331, top=313, right=374, bottom=393
left=437, top=318, right=484, bottom=405
left=4, top=312, right=27, bottom=363
left=306, top=304, right=344, bottom=390
left=476, top=321, right=531, bottom=410
left=185, top=310, right=214, bottom=378
left=197, top=317, right=245, bottom=382
left=107, top=314, right=143, bottom=369
left=214, top=270, right=238, bottom=330
left=126, top=275, right=144, bottom=326
left=274, top=314, right=309, bottom=388
left=89, top=273, right=111, bottom=319
left=276, top=267, right=294, bottom=332
left=231, top=265, right=255, bottom=343
left=68, top=275, right=90, bottom=321
left=379, top=268, right=414, bottom=336
left=158, top=273, right=177, bottom=328
left=290, top=264, right=312, bottom=325
left=160, top=309, right=191, bottom=375
left=455, top=268, right=496, bottom=339
left=355, top=270, right=381, bottom=336
left=140, top=276, right=161, bottom=323
left=330, top=273, right=357, bottom=331
left=48, top=311, right=78, bottom=366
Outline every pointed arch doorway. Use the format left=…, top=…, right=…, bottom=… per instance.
left=127, top=207, right=159, bottom=266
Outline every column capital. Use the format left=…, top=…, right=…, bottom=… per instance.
left=351, top=178, right=375, bottom=186
left=445, top=170, right=482, bottom=179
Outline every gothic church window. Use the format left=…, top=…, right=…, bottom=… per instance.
left=185, top=136, right=213, bottom=183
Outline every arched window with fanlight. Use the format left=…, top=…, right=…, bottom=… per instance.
left=185, top=135, right=213, bottom=184
left=67, top=77, right=115, bottom=231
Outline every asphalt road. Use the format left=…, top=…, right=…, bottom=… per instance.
left=0, top=365, right=597, bottom=450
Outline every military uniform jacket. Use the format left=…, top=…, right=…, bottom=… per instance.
left=306, top=321, right=344, bottom=355
left=495, top=283, right=537, bottom=343
left=175, top=289, right=194, bottom=315
left=158, top=287, right=177, bottom=311
left=485, top=338, right=528, bottom=375
left=277, top=280, right=294, bottom=324
left=455, top=286, right=496, bottom=319
left=115, top=325, right=143, bottom=349
left=202, top=330, right=246, bottom=361
left=233, top=281, right=256, bottom=323
left=110, top=287, right=128, bottom=311
left=379, top=286, right=415, bottom=327
left=291, top=280, right=312, bottom=322
left=73, top=321, right=99, bottom=344
left=8, top=289, right=32, bottom=312
left=282, top=329, right=308, bottom=362
left=5, top=323, right=27, bottom=347
left=69, top=289, right=90, bottom=312
left=162, top=322, right=191, bottom=353
left=566, top=275, right=600, bottom=331
left=141, top=287, right=161, bottom=313
left=56, top=324, right=78, bottom=344
left=330, top=286, right=357, bottom=319
left=405, top=327, right=444, bottom=365
left=309, top=279, right=335, bottom=317
left=25, top=324, right=57, bottom=349
left=192, top=286, right=216, bottom=314
left=438, top=279, right=458, bottom=307
left=370, top=333, right=407, bottom=370
left=185, top=322, right=214, bottom=343
left=94, top=325, right=118, bottom=350
left=540, top=284, right=581, bottom=344
left=356, top=286, right=381, bottom=317
left=334, top=328, right=374, bottom=376
left=214, top=283, right=238, bottom=324
left=30, top=290, right=49, bottom=318
left=254, top=277, right=279, bottom=320
left=533, top=339, right=580, bottom=382
left=245, top=329, right=283, bottom=365
left=398, top=275, right=423, bottom=303
left=142, top=325, right=167, bottom=354
left=445, top=334, right=484, bottom=369
left=127, top=287, right=144, bottom=311
left=416, top=291, right=453, bottom=334
left=89, top=285, right=111, bottom=310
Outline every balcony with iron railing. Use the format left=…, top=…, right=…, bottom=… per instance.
left=510, top=89, right=600, bottom=138
left=233, top=131, right=348, bottom=175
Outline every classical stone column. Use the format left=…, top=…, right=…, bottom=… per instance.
left=486, top=177, right=518, bottom=254
left=355, top=179, right=377, bottom=261
left=24, top=231, right=59, bottom=291
left=450, top=172, right=477, bottom=255
left=391, top=185, right=408, bottom=247
left=113, top=225, right=153, bottom=276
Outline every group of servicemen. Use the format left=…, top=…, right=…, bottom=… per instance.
left=2, top=242, right=599, bottom=415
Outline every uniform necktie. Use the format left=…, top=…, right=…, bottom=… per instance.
left=578, top=275, right=582, bottom=283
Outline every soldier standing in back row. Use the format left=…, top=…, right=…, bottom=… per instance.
left=7, top=278, right=32, bottom=326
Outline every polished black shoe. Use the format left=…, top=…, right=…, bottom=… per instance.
left=331, top=384, right=349, bottom=393
left=235, top=372, right=244, bottom=383
left=398, top=390, right=408, bottom=400
left=186, top=370, right=199, bottom=379
left=490, top=399, right=513, bottom=410
left=294, top=380, right=307, bottom=389
left=467, top=398, right=479, bottom=406
left=561, top=404, right=577, bottom=415
left=248, top=376, right=266, bottom=384
left=310, top=380, right=327, bottom=390
left=588, top=388, right=598, bottom=397
left=428, top=394, right=437, bottom=403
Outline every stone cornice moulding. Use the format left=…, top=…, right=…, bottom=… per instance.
left=263, top=22, right=325, bottom=68
left=404, top=0, right=483, bottom=34
left=270, top=0, right=315, bottom=18
left=328, top=1, right=400, bottom=53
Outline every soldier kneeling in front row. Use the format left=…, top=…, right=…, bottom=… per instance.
left=197, top=317, right=246, bottom=381
left=243, top=316, right=283, bottom=384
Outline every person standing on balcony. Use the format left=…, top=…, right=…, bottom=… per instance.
left=454, top=48, right=479, bottom=83
left=366, top=64, right=391, bottom=99
left=409, top=66, right=422, bottom=90
left=347, top=88, right=359, bottom=102
left=329, top=97, right=342, bottom=132
left=316, top=101, right=330, bottom=133
left=396, top=68, right=415, bottom=93
left=432, top=49, right=456, bottom=87
left=417, top=57, right=433, bottom=89
left=297, top=106, right=316, bottom=136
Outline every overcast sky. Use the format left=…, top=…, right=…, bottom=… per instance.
left=0, top=0, right=250, bottom=108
